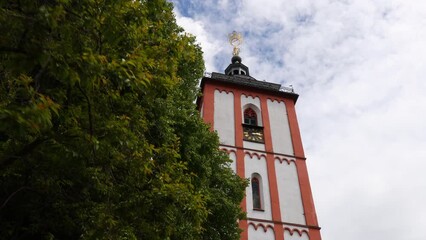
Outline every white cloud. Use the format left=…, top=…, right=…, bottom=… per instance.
left=173, top=7, right=225, bottom=72
left=172, top=0, right=426, bottom=239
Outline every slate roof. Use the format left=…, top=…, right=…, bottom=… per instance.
left=201, top=72, right=299, bottom=102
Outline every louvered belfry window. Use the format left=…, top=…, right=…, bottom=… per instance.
left=244, top=108, right=257, bottom=126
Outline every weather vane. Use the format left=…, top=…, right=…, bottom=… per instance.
left=228, top=31, right=243, bottom=56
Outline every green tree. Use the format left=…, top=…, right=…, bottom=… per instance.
left=0, top=0, right=246, bottom=239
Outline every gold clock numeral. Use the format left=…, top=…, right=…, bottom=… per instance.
left=243, top=125, right=264, bottom=143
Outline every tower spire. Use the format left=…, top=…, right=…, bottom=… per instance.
left=225, top=31, right=250, bottom=76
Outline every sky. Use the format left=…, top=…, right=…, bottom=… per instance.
left=169, top=0, right=426, bottom=239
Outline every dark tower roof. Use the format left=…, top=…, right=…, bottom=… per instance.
left=224, top=55, right=250, bottom=76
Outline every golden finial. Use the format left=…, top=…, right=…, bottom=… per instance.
left=228, top=31, right=243, bottom=56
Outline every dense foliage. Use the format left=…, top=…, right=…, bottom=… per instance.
left=0, top=0, right=246, bottom=239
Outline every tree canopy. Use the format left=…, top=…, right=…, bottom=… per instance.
left=0, top=0, right=246, bottom=239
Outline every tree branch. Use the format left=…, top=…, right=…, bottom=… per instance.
left=76, top=84, right=96, bottom=161
left=0, top=138, right=47, bottom=169
left=0, top=186, right=29, bottom=211
left=0, top=46, right=27, bottom=55
left=33, top=56, right=51, bottom=91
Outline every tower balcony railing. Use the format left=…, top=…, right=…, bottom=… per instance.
left=203, top=72, right=212, bottom=77
left=279, top=85, right=294, bottom=93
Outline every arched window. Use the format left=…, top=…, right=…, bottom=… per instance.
left=243, top=106, right=264, bottom=142
left=244, top=108, right=257, bottom=126
left=251, top=177, right=261, bottom=209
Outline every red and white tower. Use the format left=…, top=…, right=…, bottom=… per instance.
left=197, top=33, right=322, bottom=240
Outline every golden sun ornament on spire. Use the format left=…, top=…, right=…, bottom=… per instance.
left=228, top=31, right=243, bottom=56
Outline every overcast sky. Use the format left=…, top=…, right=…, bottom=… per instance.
left=170, top=1, right=426, bottom=239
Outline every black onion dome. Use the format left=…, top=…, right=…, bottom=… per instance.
left=231, top=55, right=242, bottom=64
left=225, top=55, right=249, bottom=76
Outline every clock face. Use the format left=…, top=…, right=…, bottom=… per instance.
left=243, top=125, right=264, bottom=143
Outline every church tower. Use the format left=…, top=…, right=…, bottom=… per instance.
left=197, top=32, right=321, bottom=240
